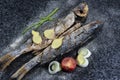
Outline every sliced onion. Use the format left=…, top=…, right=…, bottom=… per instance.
left=79, top=58, right=89, bottom=67
left=48, top=61, right=61, bottom=74
left=78, top=48, right=91, bottom=58
left=77, top=54, right=85, bottom=65
left=77, top=54, right=89, bottom=67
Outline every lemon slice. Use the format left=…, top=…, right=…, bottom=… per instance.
left=48, top=61, right=61, bottom=74
left=51, top=37, right=64, bottom=49
left=78, top=48, right=91, bottom=58
left=77, top=54, right=89, bottom=67
left=44, top=29, right=55, bottom=39
left=32, top=30, right=42, bottom=44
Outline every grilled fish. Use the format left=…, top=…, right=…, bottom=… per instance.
left=0, top=2, right=89, bottom=71
left=10, top=21, right=103, bottom=80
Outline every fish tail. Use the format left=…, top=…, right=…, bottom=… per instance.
left=10, top=53, right=42, bottom=80
left=0, top=54, right=15, bottom=71
left=10, top=66, right=28, bottom=80
left=0, top=47, right=33, bottom=71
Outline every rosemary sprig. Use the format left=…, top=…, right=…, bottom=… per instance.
left=22, top=8, right=59, bottom=34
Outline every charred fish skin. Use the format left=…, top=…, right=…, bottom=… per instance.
left=0, top=39, right=32, bottom=71
left=0, top=11, right=75, bottom=72
left=40, top=21, right=103, bottom=64
left=10, top=21, right=103, bottom=80
left=10, top=54, right=42, bottom=80
left=0, top=2, right=88, bottom=72
left=10, top=23, right=82, bottom=80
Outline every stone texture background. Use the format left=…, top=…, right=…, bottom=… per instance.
left=0, top=0, right=120, bottom=80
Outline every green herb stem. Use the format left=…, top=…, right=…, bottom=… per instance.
left=46, top=8, right=59, bottom=18
left=22, top=8, right=59, bottom=35
left=22, top=22, right=38, bottom=34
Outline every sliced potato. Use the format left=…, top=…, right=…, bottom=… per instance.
left=78, top=48, right=91, bottom=58
left=32, top=30, right=42, bottom=44
left=44, top=29, right=55, bottom=39
left=51, top=37, right=64, bottom=49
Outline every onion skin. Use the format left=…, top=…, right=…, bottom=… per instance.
left=61, top=57, right=77, bottom=72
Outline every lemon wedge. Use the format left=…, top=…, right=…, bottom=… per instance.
left=32, top=30, right=42, bottom=44
left=51, top=37, right=64, bottom=49
left=44, top=29, right=55, bottom=39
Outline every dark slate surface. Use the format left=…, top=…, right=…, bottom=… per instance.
left=0, top=0, right=120, bottom=80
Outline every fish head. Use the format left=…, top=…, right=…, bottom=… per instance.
left=73, top=2, right=89, bottom=18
